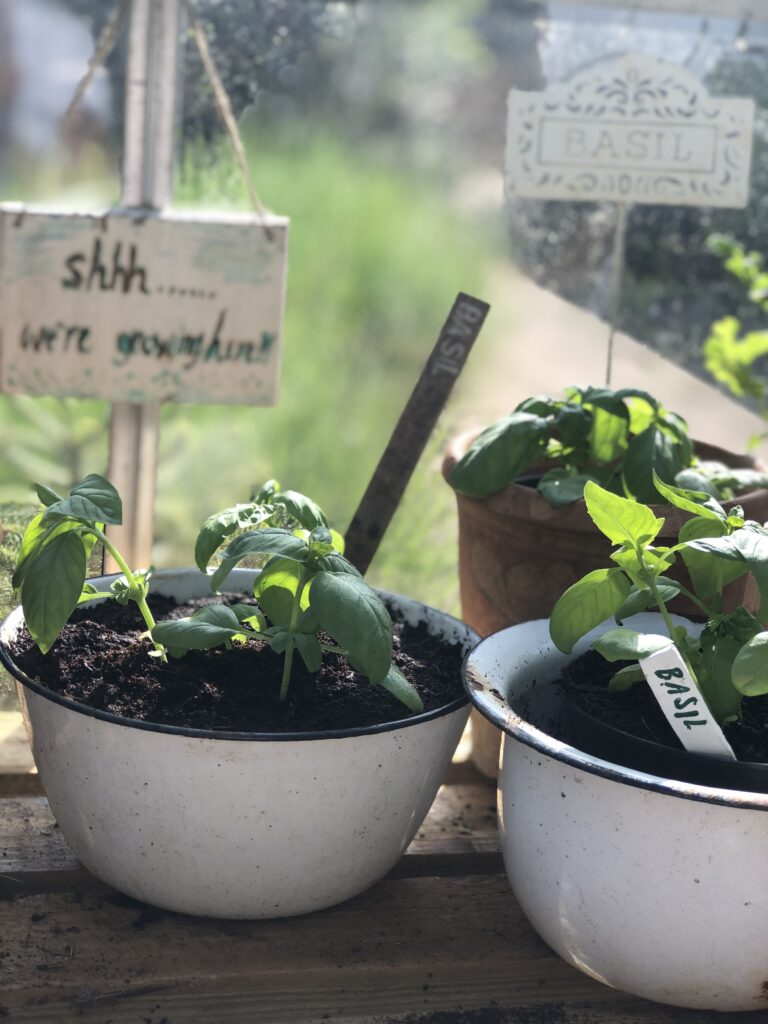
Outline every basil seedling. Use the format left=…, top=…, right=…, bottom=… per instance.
left=449, top=385, right=768, bottom=508
left=549, top=475, right=768, bottom=725
left=152, top=486, right=424, bottom=713
left=13, top=475, right=166, bottom=660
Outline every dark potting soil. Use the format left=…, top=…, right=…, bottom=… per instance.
left=10, top=594, right=465, bottom=733
left=558, top=649, right=768, bottom=764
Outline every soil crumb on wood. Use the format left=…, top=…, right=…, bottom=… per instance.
left=11, top=593, right=465, bottom=733
left=384, top=1006, right=570, bottom=1024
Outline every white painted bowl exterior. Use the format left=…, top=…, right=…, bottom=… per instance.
left=465, top=615, right=768, bottom=1012
left=5, top=568, right=473, bottom=919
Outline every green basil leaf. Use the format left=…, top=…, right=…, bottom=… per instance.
left=308, top=526, right=334, bottom=556
left=78, top=582, right=106, bottom=604
left=272, top=491, right=328, bottom=530
left=588, top=405, right=628, bottom=463
left=623, top=426, right=686, bottom=503
left=44, top=474, right=122, bottom=526
left=294, top=633, right=323, bottom=673
left=268, top=629, right=291, bottom=655
left=229, top=603, right=267, bottom=632
left=35, top=483, right=63, bottom=507
left=608, top=665, right=646, bottom=692
left=211, top=529, right=309, bottom=592
left=584, top=481, right=663, bottom=546
left=449, top=412, right=548, bottom=498
left=253, top=479, right=280, bottom=502
left=13, top=513, right=83, bottom=589
left=732, top=632, right=768, bottom=696
left=553, top=405, right=591, bottom=448
left=549, top=568, right=631, bottom=654
left=678, top=518, right=745, bottom=607
left=309, top=572, right=392, bottom=684
left=316, top=553, right=362, bottom=577
left=195, top=504, right=269, bottom=572
left=537, top=468, right=596, bottom=508
left=515, top=394, right=559, bottom=417
left=253, top=557, right=308, bottom=627
left=21, top=531, right=87, bottom=653
left=615, top=582, right=680, bottom=620
left=376, top=662, right=424, bottom=713
left=730, top=526, right=768, bottom=620
left=593, top=627, right=671, bottom=662
left=653, top=473, right=725, bottom=521
left=152, top=604, right=245, bottom=653
left=672, top=469, right=721, bottom=498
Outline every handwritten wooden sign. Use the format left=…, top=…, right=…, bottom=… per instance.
left=0, top=206, right=288, bottom=405
left=506, top=53, right=755, bottom=208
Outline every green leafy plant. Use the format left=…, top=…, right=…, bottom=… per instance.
left=703, top=234, right=768, bottom=429
left=13, top=475, right=165, bottom=660
left=447, top=386, right=742, bottom=508
left=152, top=483, right=423, bottom=713
left=549, top=476, right=768, bottom=726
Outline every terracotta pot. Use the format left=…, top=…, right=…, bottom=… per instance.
left=444, top=431, right=768, bottom=777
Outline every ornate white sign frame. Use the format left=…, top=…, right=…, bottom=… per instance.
left=506, top=53, right=755, bottom=208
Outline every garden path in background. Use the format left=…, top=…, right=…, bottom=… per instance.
left=454, top=267, right=766, bottom=458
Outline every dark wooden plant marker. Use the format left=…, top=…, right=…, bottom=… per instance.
left=345, top=292, right=490, bottom=574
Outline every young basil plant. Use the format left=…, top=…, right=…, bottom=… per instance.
left=549, top=475, right=768, bottom=726
left=13, top=475, right=166, bottom=660
left=449, top=384, right=768, bottom=508
left=153, top=487, right=424, bottom=713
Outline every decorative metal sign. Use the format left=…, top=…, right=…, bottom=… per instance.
left=0, top=206, right=288, bottom=405
left=506, top=53, right=755, bottom=208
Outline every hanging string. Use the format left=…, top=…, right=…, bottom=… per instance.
left=60, top=0, right=129, bottom=134
left=58, top=0, right=274, bottom=241
left=184, top=0, right=274, bottom=241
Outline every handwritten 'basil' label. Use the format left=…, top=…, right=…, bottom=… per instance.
left=640, top=644, right=736, bottom=761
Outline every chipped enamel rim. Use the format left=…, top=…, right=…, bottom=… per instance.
left=462, top=617, right=768, bottom=812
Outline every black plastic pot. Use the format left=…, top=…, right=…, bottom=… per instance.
left=563, top=694, right=768, bottom=794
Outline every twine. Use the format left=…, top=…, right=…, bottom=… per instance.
left=184, top=0, right=274, bottom=241
left=59, top=0, right=275, bottom=241
left=61, top=0, right=129, bottom=133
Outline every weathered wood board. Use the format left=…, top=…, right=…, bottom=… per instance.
left=506, top=53, right=755, bottom=208
left=0, top=206, right=288, bottom=405
left=2, top=771, right=767, bottom=1022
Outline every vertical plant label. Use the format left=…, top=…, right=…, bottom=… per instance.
left=0, top=206, right=288, bottom=405
left=640, top=644, right=736, bottom=760
left=506, top=53, right=754, bottom=208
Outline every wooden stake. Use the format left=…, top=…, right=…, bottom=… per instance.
left=344, top=293, right=489, bottom=574
left=105, top=0, right=181, bottom=570
left=605, top=202, right=629, bottom=388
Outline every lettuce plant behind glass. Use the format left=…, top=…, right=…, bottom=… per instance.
left=13, top=474, right=166, bottom=660
left=152, top=483, right=424, bottom=713
left=549, top=476, right=768, bottom=727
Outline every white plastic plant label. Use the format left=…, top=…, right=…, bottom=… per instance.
left=640, top=644, right=736, bottom=760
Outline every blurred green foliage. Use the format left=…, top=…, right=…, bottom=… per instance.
left=704, top=235, right=768, bottom=427
left=0, top=123, right=490, bottom=631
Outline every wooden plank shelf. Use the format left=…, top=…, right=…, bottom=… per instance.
left=2, top=749, right=766, bottom=1024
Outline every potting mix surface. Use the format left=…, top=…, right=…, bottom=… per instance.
left=559, top=649, right=768, bottom=764
left=11, top=594, right=465, bottom=732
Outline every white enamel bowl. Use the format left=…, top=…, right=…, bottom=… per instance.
left=464, top=615, right=768, bottom=1012
left=3, top=568, right=474, bottom=919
